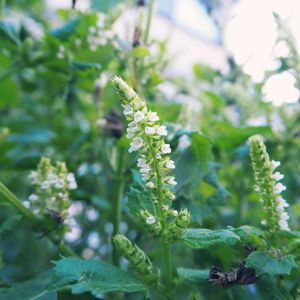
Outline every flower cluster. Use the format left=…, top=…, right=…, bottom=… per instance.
left=249, top=135, right=290, bottom=231
left=111, top=76, right=177, bottom=201
left=86, top=14, right=114, bottom=52
left=57, top=45, right=66, bottom=59
left=26, top=157, right=77, bottom=221
left=113, top=234, right=159, bottom=285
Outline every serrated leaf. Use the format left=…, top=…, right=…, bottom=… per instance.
left=47, top=257, right=146, bottom=295
left=182, top=228, right=240, bottom=249
left=245, top=251, right=297, bottom=276
left=227, top=225, right=265, bottom=245
left=127, top=170, right=155, bottom=216
left=175, top=132, right=212, bottom=196
left=177, top=267, right=209, bottom=283
left=0, top=271, right=56, bottom=300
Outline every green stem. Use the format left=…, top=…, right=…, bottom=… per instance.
left=112, top=147, right=126, bottom=266
left=143, top=0, right=155, bottom=44
left=146, top=139, right=173, bottom=297
left=0, top=182, right=75, bottom=257
left=0, top=0, right=5, bottom=18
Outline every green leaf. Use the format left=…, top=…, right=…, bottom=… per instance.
left=91, top=0, right=121, bottom=13
left=257, top=275, right=293, bottom=300
left=50, top=18, right=80, bottom=40
left=177, top=267, right=209, bottom=283
left=211, top=123, right=271, bottom=149
left=227, top=225, right=265, bottom=246
left=182, top=228, right=240, bottom=249
left=0, top=271, right=56, bottom=300
left=0, top=214, right=22, bottom=235
left=47, top=257, right=146, bottom=295
left=175, top=132, right=212, bottom=195
left=245, top=251, right=297, bottom=276
left=0, top=21, right=20, bottom=45
left=127, top=170, right=155, bottom=216
left=131, top=47, right=150, bottom=58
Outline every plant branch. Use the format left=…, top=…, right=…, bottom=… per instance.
left=0, top=182, right=75, bottom=257
left=143, top=0, right=155, bottom=45
left=112, top=146, right=126, bottom=266
left=147, top=139, right=173, bottom=297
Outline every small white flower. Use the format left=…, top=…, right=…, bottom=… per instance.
left=274, top=182, right=286, bottom=194
left=156, top=153, right=162, bottom=160
left=67, top=173, right=76, bottom=183
left=166, top=160, right=175, bottom=169
left=145, top=126, right=155, bottom=134
left=141, top=173, right=150, bottom=181
left=137, top=158, right=147, bottom=168
left=279, top=220, right=290, bottom=231
left=57, top=52, right=64, bottom=59
left=277, top=197, right=289, bottom=208
left=74, top=38, right=81, bottom=46
left=47, top=173, right=59, bottom=184
left=168, top=177, right=177, bottom=185
left=146, top=216, right=156, bottom=225
left=148, top=112, right=159, bottom=122
left=55, top=179, right=65, bottom=189
left=172, top=210, right=178, bottom=216
left=161, top=144, right=171, bottom=154
left=156, top=125, right=168, bottom=136
left=28, top=171, right=38, bottom=183
left=128, top=121, right=138, bottom=131
left=146, top=182, right=155, bottom=189
left=89, top=44, right=97, bottom=52
left=123, top=105, right=133, bottom=115
left=271, top=160, right=281, bottom=170
left=50, top=196, right=56, bottom=202
left=89, top=26, right=97, bottom=33
left=129, top=137, right=143, bottom=152
left=41, top=181, right=50, bottom=189
left=68, top=181, right=78, bottom=190
left=23, top=201, right=30, bottom=208
left=272, top=172, right=284, bottom=181
left=169, top=194, right=176, bottom=200
left=140, top=164, right=151, bottom=173
left=280, top=212, right=290, bottom=221
left=134, top=111, right=144, bottom=122
left=28, top=194, right=38, bottom=202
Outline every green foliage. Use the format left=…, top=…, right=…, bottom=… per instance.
left=182, top=228, right=240, bottom=249
left=245, top=251, right=297, bottom=276
left=48, top=257, right=146, bottom=294
left=177, top=267, right=209, bottom=283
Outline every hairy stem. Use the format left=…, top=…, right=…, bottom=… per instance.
left=0, top=182, right=75, bottom=257
left=112, top=147, right=126, bottom=266
left=146, top=139, right=173, bottom=297
left=143, top=0, right=155, bottom=44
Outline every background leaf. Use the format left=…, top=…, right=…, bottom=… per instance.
left=245, top=251, right=297, bottom=276
left=182, top=228, right=240, bottom=249
left=47, top=257, right=146, bottom=295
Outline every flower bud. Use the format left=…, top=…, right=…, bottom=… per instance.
left=166, top=209, right=191, bottom=242
left=138, top=210, right=162, bottom=236
left=113, top=234, right=159, bottom=285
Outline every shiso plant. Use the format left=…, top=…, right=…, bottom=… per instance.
left=1, top=1, right=300, bottom=300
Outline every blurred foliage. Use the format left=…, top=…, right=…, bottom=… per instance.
left=0, top=1, right=300, bottom=299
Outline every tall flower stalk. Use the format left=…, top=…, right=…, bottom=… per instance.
left=111, top=76, right=190, bottom=296
left=249, top=135, right=290, bottom=232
